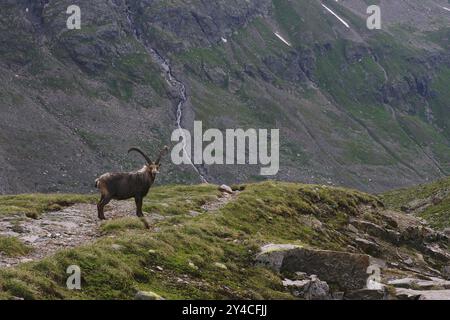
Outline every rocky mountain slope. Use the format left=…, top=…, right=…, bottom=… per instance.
left=1, top=0, right=450, bottom=193
left=0, top=181, right=448, bottom=299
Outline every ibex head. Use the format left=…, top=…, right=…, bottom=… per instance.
left=128, top=146, right=169, bottom=176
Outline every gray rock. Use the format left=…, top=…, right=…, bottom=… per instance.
left=283, top=275, right=331, bottom=300
left=345, top=288, right=387, bottom=300
left=214, top=262, right=228, bottom=270
left=282, top=278, right=310, bottom=288
left=347, top=224, right=359, bottom=234
left=332, top=292, right=345, bottom=300
left=10, top=296, right=25, bottom=301
left=351, top=219, right=400, bottom=244
left=303, top=277, right=331, bottom=300
left=354, top=238, right=381, bottom=256
left=135, top=291, right=164, bottom=300
left=293, top=272, right=308, bottom=280
left=388, top=278, right=420, bottom=288
left=395, top=288, right=450, bottom=300
left=403, top=258, right=414, bottom=266
left=442, top=266, right=450, bottom=280
left=218, top=184, right=233, bottom=194
left=389, top=277, right=450, bottom=290
left=418, top=291, right=450, bottom=300
left=424, top=244, right=450, bottom=261
left=188, top=210, right=201, bottom=217
left=188, top=262, right=199, bottom=270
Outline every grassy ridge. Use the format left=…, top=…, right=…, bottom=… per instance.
left=0, top=182, right=380, bottom=300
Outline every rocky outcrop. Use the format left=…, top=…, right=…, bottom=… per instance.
left=256, top=244, right=370, bottom=291
left=128, top=0, right=272, bottom=53
left=262, top=50, right=315, bottom=84
left=351, top=219, right=401, bottom=245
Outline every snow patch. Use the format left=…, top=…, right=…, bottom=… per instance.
left=274, top=32, right=292, bottom=47
left=321, top=3, right=350, bottom=29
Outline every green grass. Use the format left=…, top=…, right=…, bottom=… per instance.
left=417, top=199, right=450, bottom=231
left=0, top=181, right=381, bottom=300
left=0, top=236, right=32, bottom=257
left=0, top=194, right=96, bottom=218
left=381, top=177, right=450, bottom=229
left=142, top=184, right=220, bottom=216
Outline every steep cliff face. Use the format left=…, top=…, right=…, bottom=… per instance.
left=126, top=0, right=272, bottom=51
left=0, top=0, right=449, bottom=193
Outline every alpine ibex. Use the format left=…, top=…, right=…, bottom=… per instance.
left=95, top=146, right=169, bottom=220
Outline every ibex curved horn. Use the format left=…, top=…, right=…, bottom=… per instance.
left=128, top=147, right=152, bottom=164
left=155, top=145, right=169, bottom=164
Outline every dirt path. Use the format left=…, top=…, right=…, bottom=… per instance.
left=0, top=200, right=136, bottom=268
left=201, top=191, right=240, bottom=212
left=0, top=190, right=239, bottom=268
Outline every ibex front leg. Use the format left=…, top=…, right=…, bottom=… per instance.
left=135, top=196, right=144, bottom=217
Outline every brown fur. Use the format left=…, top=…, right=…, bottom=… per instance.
left=95, top=146, right=168, bottom=220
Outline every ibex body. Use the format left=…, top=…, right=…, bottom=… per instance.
left=95, top=146, right=168, bottom=220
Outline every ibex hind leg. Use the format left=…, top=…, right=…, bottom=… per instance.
left=97, top=195, right=111, bottom=220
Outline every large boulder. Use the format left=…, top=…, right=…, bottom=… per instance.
left=256, top=244, right=371, bottom=291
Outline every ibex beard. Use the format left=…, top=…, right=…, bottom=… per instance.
left=95, top=146, right=169, bottom=220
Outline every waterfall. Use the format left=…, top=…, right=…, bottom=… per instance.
left=125, top=8, right=208, bottom=183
